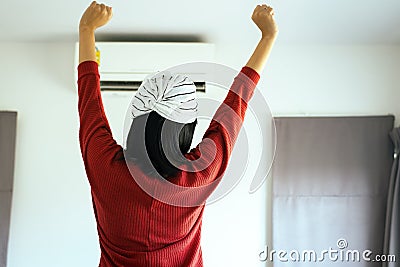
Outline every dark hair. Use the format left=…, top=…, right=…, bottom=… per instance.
left=125, top=111, right=197, bottom=180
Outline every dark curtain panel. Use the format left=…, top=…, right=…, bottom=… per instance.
left=0, top=111, right=17, bottom=267
left=385, top=127, right=400, bottom=267
left=271, top=116, right=394, bottom=267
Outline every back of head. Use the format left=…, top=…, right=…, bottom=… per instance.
left=125, top=111, right=197, bottom=180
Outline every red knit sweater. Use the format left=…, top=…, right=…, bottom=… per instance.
left=78, top=61, right=260, bottom=267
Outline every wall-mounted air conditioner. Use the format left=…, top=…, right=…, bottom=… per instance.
left=74, top=42, right=215, bottom=92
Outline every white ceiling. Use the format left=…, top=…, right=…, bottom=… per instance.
left=1, top=0, right=399, bottom=45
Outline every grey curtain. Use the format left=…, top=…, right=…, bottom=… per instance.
left=0, top=111, right=17, bottom=267
left=271, top=116, right=394, bottom=267
left=384, top=127, right=400, bottom=267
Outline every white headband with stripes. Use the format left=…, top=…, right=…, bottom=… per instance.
left=129, top=71, right=198, bottom=124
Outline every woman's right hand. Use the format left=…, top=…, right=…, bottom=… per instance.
left=251, top=4, right=278, bottom=39
left=79, top=1, right=113, bottom=32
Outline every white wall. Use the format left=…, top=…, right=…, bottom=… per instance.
left=0, top=42, right=399, bottom=267
left=215, top=40, right=400, bottom=122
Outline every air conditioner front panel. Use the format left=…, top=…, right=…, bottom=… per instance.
left=96, top=42, right=215, bottom=72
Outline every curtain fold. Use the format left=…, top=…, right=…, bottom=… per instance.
left=384, top=127, right=400, bottom=267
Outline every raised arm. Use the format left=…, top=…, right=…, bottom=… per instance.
left=79, top=1, right=113, bottom=64
left=245, top=5, right=278, bottom=73
left=180, top=5, right=278, bottom=191
left=77, top=2, right=117, bottom=187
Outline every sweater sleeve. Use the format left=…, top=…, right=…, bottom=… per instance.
left=179, top=66, right=260, bottom=187
left=77, top=61, right=122, bottom=186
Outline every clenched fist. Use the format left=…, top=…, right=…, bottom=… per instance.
left=79, top=1, right=113, bottom=31
left=252, top=4, right=278, bottom=38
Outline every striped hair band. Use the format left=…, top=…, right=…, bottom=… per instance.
left=129, top=71, right=198, bottom=124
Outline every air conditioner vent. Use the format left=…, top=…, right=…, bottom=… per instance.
left=100, top=81, right=143, bottom=91
left=100, top=81, right=206, bottom=92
